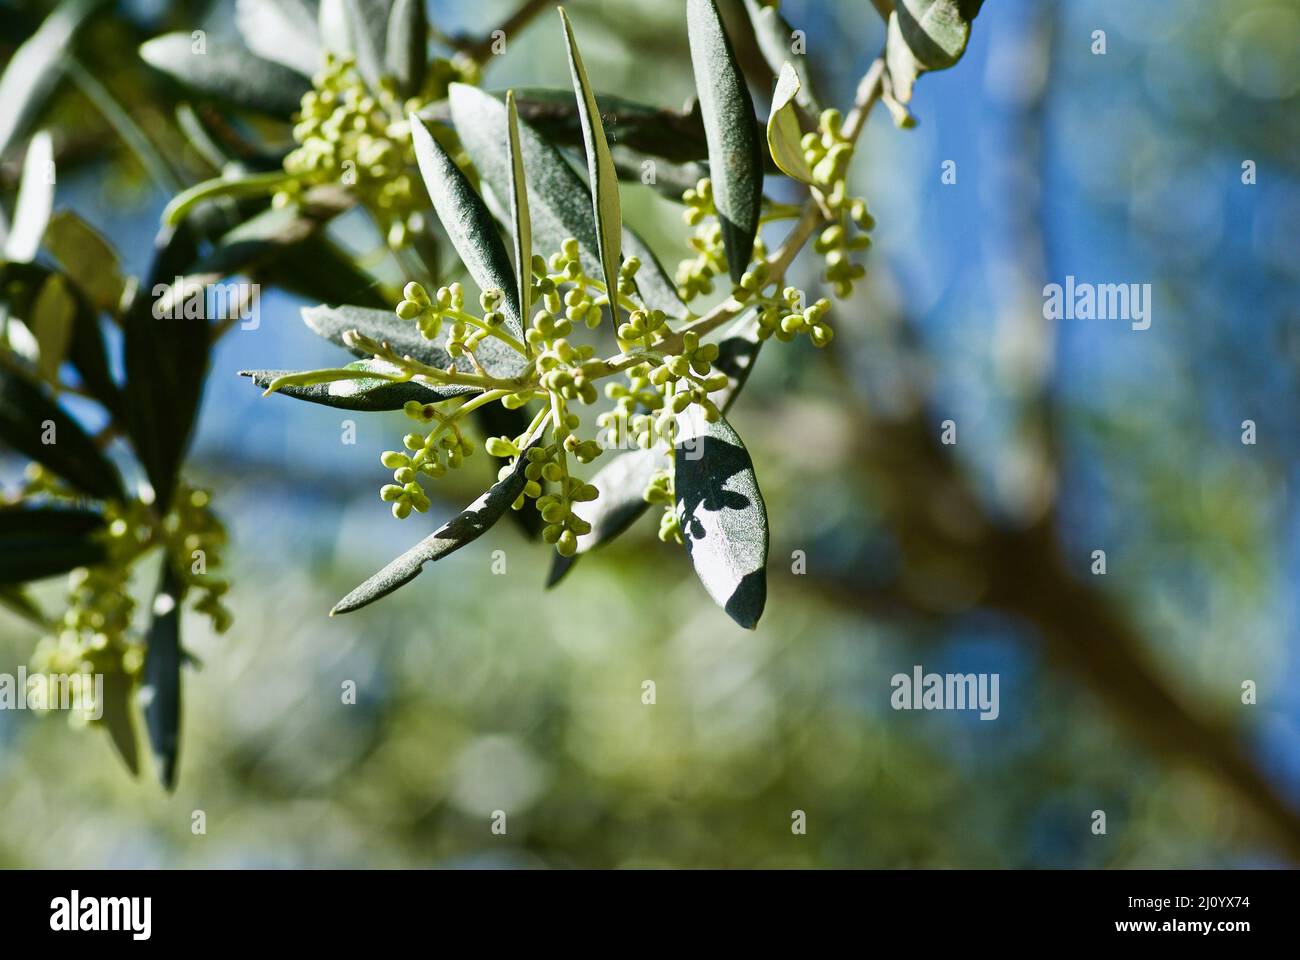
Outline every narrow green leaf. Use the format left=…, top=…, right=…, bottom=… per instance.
left=161, top=170, right=295, bottom=228
left=386, top=0, right=427, bottom=97
left=141, top=561, right=182, bottom=790
left=332, top=437, right=542, bottom=615
left=341, top=0, right=392, bottom=95
left=687, top=0, right=764, bottom=284
left=235, top=0, right=321, bottom=77
left=301, top=303, right=525, bottom=396
left=318, top=0, right=352, bottom=55
left=0, top=506, right=106, bottom=582
left=6, top=130, right=55, bottom=263
left=546, top=446, right=663, bottom=588
left=557, top=7, right=622, bottom=314
left=766, top=63, right=815, bottom=185
left=0, top=261, right=122, bottom=416
left=743, top=0, right=820, bottom=111
left=711, top=310, right=764, bottom=412
left=447, top=84, right=686, bottom=318
left=0, top=0, right=103, bottom=160
left=98, top=664, right=140, bottom=777
left=0, top=367, right=123, bottom=501
left=139, top=33, right=311, bottom=119
left=121, top=224, right=209, bottom=513
left=409, top=115, right=523, bottom=336
left=30, top=272, right=75, bottom=384
left=506, top=91, right=533, bottom=328
left=242, top=364, right=451, bottom=410
left=43, top=210, right=125, bottom=313
left=674, top=409, right=769, bottom=629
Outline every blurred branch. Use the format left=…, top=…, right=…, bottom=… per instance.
left=437, top=0, right=553, bottom=64
left=816, top=343, right=1300, bottom=861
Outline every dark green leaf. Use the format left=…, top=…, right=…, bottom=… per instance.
left=448, top=84, right=686, bottom=318
left=0, top=0, right=103, bottom=160
left=410, top=115, right=523, bottom=336
left=0, top=367, right=123, bottom=500
left=546, top=446, right=663, bottom=588
left=0, top=260, right=122, bottom=417
left=498, top=88, right=711, bottom=165
left=386, top=0, right=426, bottom=97
left=141, top=560, right=182, bottom=790
left=332, top=437, right=541, bottom=615
left=236, top=0, right=322, bottom=77
left=0, top=506, right=106, bottom=582
left=121, top=223, right=209, bottom=513
left=98, top=664, right=140, bottom=777
left=558, top=7, right=622, bottom=310
left=674, top=409, right=769, bottom=629
left=241, top=362, right=448, bottom=410
left=687, top=0, right=764, bottom=284
left=139, top=32, right=312, bottom=119
left=300, top=303, right=524, bottom=397
left=711, top=310, right=763, bottom=412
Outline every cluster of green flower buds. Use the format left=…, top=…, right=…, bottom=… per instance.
left=676, top=178, right=728, bottom=303
left=276, top=53, right=428, bottom=248
left=803, top=109, right=874, bottom=298
left=165, top=485, right=232, bottom=634
left=538, top=338, right=602, bottom=406
left=617, top=306, right=668, bottom=347
left=379, top=401, right=475, bottom=518
left=533, top=239, right=608, bottom=330
left=643, top=468, right=682, bottom=544
left=396, top=280, right=463, bottom=341
left=757, top=287, right=834, bottom=346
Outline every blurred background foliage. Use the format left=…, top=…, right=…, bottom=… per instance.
left=0, top=0, right=1298, bottom=867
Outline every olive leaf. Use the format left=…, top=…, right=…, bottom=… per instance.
left=0, top=506, right=106, bottom=582
left=766, top=63, right=815, bottom=185
left=386, top=0, right=427, bottom=97
left=885, top=0, right=984, bottom=103
left=0, top=366, right=123, bottom=501
left=546, top=446, right=665, bottom=588
left=140, top=560, right=183, bottom=790
left=43, top=209, right=125, bottom=313
left=687, top=0, right=764, bottom=284
left=674, top=409, right=769, bottom=629
left=558, top=7, right=622, bottom=319
left=482, top=88, right=712, bottom=165
left=548, top=313, right=763, bottom=588
left=139, top=33, right=312, bottom=119
left=743, top=0, right=820, bottom=112
left=121, top=223, right=209, bottom=513
left=0, top=261, right=122, bottom=416
left=300, top=303, right=525, bottom=397
left=506, top=91, right=533, bottom=329
left=30, top=272, right=75, bottom=383
left=332, top=437, right=543, bottom=615
left=99, top=663, right=141, bottom=777
left=241, top=363, right=446, bottom=411
left=0, top=0, right=103, bottom=160
left=447, top=84, right=685, bottom=318
left=341, top=0, right=392, bottom=95
left=410, top=115, right=523, bottom=336
left=5, top=130, right=55, bottom=263
left=234, top=0, right=322, bottom=78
